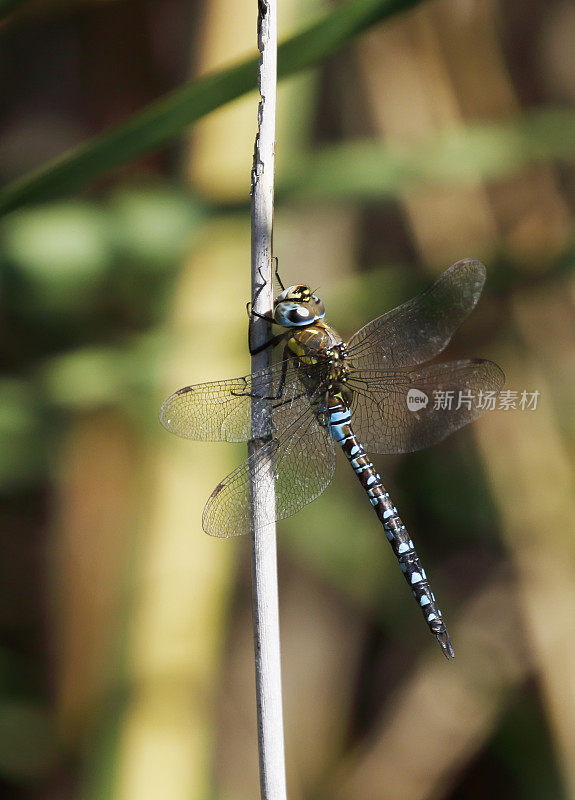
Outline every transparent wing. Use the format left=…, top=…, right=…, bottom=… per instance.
left=160, top=358, right=321, bottom=442
left=202, top=406, right=336, bottom=537
left=346, top=259, right=487, bottom=369
left=348, top=359, right=504, bottom=454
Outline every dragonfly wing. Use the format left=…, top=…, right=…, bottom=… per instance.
left=346, top=259, right=487, bottom=369
left=202, top=406, right=336, bottom=537
left=348, top=359, right=504, bottom=454
left=159, top=359, right=310, bottom=442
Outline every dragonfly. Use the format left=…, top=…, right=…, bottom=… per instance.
left=160, top=259, right=504, bottom=658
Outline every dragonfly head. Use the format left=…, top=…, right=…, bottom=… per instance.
left=273, top=285, right=325, bottom=327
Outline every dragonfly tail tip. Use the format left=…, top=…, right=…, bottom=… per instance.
left=437, top=630, right=455, bottom=660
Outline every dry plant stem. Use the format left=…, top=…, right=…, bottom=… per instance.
left=248, top=1, right=287, bottom=799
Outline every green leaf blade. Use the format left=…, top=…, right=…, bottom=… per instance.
left=0, top=0, right=426, bottom=216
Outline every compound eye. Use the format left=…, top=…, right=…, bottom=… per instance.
left=288, top=306, right=310, bottom=323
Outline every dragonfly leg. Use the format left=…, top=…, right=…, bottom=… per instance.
left=246, top=261, right=280, bottom=333
left=274, top=256, right=285, bottom=291
left=273, top=345, right=296, bottom=401
left=252, top=263, right=268, bottom=304
left=246, top=301, right=275, bottom=323
left=249, top=331, right=285, bottom=356
left=248, top=306, right=275, bottom=324
left=230, top=350, right=294, bottom=408
left=230, top=351, right=303, bottom=407
left=249, top=345, right=295, bottom=406
left=247, top=271, right=281, bottom=353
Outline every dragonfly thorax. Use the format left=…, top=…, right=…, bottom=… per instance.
left=273, top=284, right=325, bottom=327
left=324, top=344, right=351, bottom=391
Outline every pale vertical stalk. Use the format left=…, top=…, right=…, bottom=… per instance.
left=248, top=1, right=287, bottom=799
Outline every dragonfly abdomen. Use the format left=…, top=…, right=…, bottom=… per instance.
left=326, top=401, right=455, bottom=659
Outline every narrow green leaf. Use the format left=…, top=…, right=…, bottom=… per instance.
left=0, top=0, right=426, bottom=216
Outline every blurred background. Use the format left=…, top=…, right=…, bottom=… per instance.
left=1, top=0, right=575, bottom=798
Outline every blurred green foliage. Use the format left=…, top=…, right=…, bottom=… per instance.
left=281, top=108, right=575, bottom=199
left=0, top=187, right=202, bottom=496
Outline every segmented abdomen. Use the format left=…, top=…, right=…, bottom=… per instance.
left=327, top=401, right=454, bottom=658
